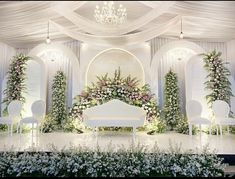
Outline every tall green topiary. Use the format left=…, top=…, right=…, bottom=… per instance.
left=162, top=69, right=182, bottom=130
left=51, top=70, right=67, bottom=129
left=3, top=53, right=30, bottom=114
left=202, top=50, right=233, bottom=108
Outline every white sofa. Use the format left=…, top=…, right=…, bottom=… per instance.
left=82, top=99, right=146, bottom=137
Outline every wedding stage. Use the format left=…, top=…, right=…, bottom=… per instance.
left=1, top=1, right=235, bottom=177
left=1, top=131, right=235, bottom=155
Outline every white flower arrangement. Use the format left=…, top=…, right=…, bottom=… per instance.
left=0, top=143, right=226, bottom=177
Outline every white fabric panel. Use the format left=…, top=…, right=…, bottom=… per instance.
left=63, top=40, right=80, bottom=65
left=1, top=76, right=7, bottom=116
left=0, top=42, right=16, bottom=115
left=194, top=41, right=227, bottom=60
left=150, top=37, right=172, bottom=61
left=51, top=15, right=180, bottom=46
left=186, top=55, right=210, bottom=119
left=227, top=40, right=235, bottom=78
left=16, top=48, right=31, bottom=56
left=22, top=60, right=42, bottom=118
left=227, top=40, right=235, bottom=113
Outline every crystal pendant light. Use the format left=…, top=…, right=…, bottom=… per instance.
left=179, top=17, right=184, bottom=39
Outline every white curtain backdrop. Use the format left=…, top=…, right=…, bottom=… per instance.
left=0, top=42, right=16, bottom=114
left=0, top=37, right=231, bottom=114
left=150, top=37, right=227, bottom=109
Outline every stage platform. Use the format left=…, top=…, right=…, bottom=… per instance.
left=0, top=131, right=235, bottom=155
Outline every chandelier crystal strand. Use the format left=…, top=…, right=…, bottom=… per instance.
left=94, top=1, right=127, bottom=25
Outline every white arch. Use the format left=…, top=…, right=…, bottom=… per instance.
left=27, top=56, right=47, bottom=101
left=150, top=40, right=205, bottom=97
left=22, top=56, right=47, bottom=117
left=85, top=48, right=145, bottom=87
left=185, top=54, right=211, bottom=118
left=28, top=43, right=80, bottom=99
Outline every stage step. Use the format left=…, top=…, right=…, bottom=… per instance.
left=224, top=166, right=235, bottom=177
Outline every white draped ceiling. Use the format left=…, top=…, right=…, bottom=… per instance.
left=0, top=1, right=235, bottom=48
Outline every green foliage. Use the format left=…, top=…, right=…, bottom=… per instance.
left=41, top=114, right=58, bottom=133
left=146, top=117, right=167, bottom=135
left=0, top=123, right=30, bottom=133
left=70, top=68, right=160, bottom=122
left=176, top=116, right=197, bottom=135
left=202, top=50, right=233, bottom=108
left=229, top=126, right=235, bottom=134
left=2, top=53, right=30, bottom=114
left=204, top=125, right=221, bottom=135
left=41, top=71, right=68, bottom=133
left=62, top=117, right=84, bottom=134
left=162, top=69, right=182, bottom=130
left=51, top=70, right=67, bottom=129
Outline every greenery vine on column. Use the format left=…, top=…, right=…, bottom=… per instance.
left=3, top=53, right=30, bottom=114
left=51, top=70, right=67, bottom=129
left=202, top=50, right=233, bottom=108
left=162, top=69, right=182, bottom=130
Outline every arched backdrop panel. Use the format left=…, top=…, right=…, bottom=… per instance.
left=22, top=56, right=47, bottom=117
left=151, top=40, right=205, bottom=113
left=185, top=55, right=210, bottom=118
left=227, top=64, right=235, bottom=114
left=28, top=43, right=79, bottom=111
left=157, top=48, right=196, bottom=108
left=86, top=48, right=145, bottom=87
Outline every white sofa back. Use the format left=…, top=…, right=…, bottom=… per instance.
left=83, top=99, right=146, bottom=118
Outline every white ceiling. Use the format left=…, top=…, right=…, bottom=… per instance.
left=0, top=1, right=235, bottom=48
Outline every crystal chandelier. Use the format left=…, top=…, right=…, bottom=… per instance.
left=94, top=1, right=127, bottom=25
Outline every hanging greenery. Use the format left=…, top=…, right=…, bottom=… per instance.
left=202, top=50, right=233, bottom=108
left=162, top=69, right=182, bottom=130
left=51, top=70, right=67, bottom=129
left=70, top=68, right=160, bottom=122
left=2, top=53, right=30, bottom=114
